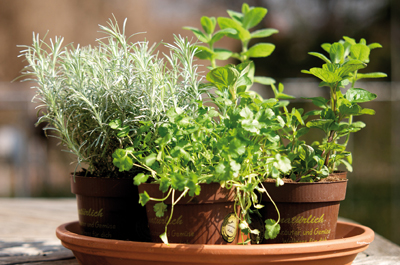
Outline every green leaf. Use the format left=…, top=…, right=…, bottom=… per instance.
left=143, top=153, right=157, bottom=167
left=133, top=173, right=149, bottom=186
left=245, top=43, right=275, bottom=58
left=345, top=88, right=377, bottom=103
left=329, top=42, right=344, bottom=64
left=250, top=28, right=278, bottom=38
left=154, top=202, right=168, bottom=217
left=355, top=72, right=387, bottom=81
left=211, top=28, right=237, bottom=44
left=321, top=43, right=331, bottom=53
left=109, top=119, right=122, bottom=129
left=200, top=16, right=216, bottom=35
left=308, top=52, right=331, bottom=64
left=254, top=76, right=275, bottom=85
left=183, top=26, right=209, bottom=43
left=305, top=68, right=342, bottom=83
left=303, top=97, right=329, bottom=108
left=360, top=108, right=376, bottom=115
left=240, top=106, right=254, bottom=120
left=112, top=149, right=133, bottom=171
left=350, top=44, right=370, bottom=62
left=214, top=48, right=233, bottom=60
left=368, top=43, right=382, bottom=50
left=117, top=125, right=130, bottom=137
left=242, top=7, right=267, bottom=29
left=160, top=232, right=169, bottom=245
left=206, top=66, right=237, bottom=89
left=264, top=219, right=280, bottom=240
left=193, top=45, right=213, bottom=60
left=218, top=17, right=250, bottom=40
left=138, top=191, right=150, bottom=206
left=306, top=119, right=334, bottom=133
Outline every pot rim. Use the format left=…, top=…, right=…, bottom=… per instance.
left=57, top=221, right=373, bottom=260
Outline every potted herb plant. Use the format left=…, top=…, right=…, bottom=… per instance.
left=17, top=17, right=205, bottom=241
left=111, top=3, right=295, bottom=245
left=259, top=36, right=387, bottom=243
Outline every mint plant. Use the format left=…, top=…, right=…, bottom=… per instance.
left=279, top=36, right=387, bottom=181
left=18, top=17, right=204, bottom=178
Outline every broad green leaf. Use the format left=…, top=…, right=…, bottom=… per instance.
left=241, top=119, right=261, bottom=133
left=242, top=7, right=267, bottom=29
left=143, top=153, right=157, bottom=167
left=350, top=44, right=370, bottom=62
left=306, top=119, right=334, bottom=133
left=330, top=42, right=344, bottom=63
left=117, top=125, right=130, bottom=137
left=183, top=26, right=209, bottom=43
left=321, top=43, right=331, bottom=53
left=218, top=17, right=250, bottom=40
left=368, top=43, right=382, bottom=50
left=109, top=119, right=122, bottom=129
left=206, top=66, right=237, bottom=88
left=355, top=72, right=387, bottom=81
left=227, top=10, right=244, bottom=23
left=360, top=108, right=375, bottom=115
left=303, top=97, right=329, bottom=108
left=264, top=219, right=280, bottom=240
left=309, top=52, right=331, bottom=64
left=254, top=76, right=276, bottom=85
left=251, top=28, right=278, bottom=38
left=133, top=173, right=149, bottom=186
left=245, top=43, right=275, bottom=58
left=112, top=149, right=133, bottom=171
left=211, top=28, right=237, bottom=44
left=337, top=60, right=366, bottom=77
left=345, top=88, right=377, bottom=103
left=276, top=93, right=295, bottom=100
left=343, top=36, right=356, bottom=45
left=193, top=45, right=213, bottom=60
left=242, top=3, right=250, bottom=14
left=153, top=202, right=168, bottom=217
left=138, top=191, right=150, bottom=206
left=240, top=106, right=254, bottom=120
left=213, top=48, right=233, bottom=60
left=306, top=68, right=342, bottom=83
left=200, top=16, right=216, bottom=35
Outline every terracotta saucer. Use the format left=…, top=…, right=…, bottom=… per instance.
left=56, top=221, right=374, bottom=265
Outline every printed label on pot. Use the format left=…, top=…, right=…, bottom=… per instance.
left=221, top=212, right=238, bottom=243
left=278, top=213, right=334, bottom=243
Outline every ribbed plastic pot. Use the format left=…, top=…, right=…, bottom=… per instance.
left=56, top=220, right=374, bottom=265
left=71, top=175, right=150, bottom=241
left=138, top=183, right=238, bottom=244
left=260, top=172, right=348, bottom=244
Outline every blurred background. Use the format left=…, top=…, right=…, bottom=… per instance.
left=0, top=0, right=399, bottom=244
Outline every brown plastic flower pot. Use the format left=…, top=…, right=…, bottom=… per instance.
left=56, top=220, right=374, bottom=265
left=71, top=175, right=150, bottom=241
left=260, top=173, right=348, bottom=244
left=138, top=183, right=238, bottom=244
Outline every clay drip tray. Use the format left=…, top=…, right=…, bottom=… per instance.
left=56, top=221, right=374, bottom=265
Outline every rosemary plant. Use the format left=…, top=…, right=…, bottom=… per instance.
left=18, top=18, right=204, bottom=178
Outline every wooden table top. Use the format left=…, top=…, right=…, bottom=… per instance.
left=0, top=198, right=399, bottom=265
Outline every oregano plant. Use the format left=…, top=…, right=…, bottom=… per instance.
left=184, top=3, right=279, bottom=94
left=278, top=36, right=387, bottom=182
